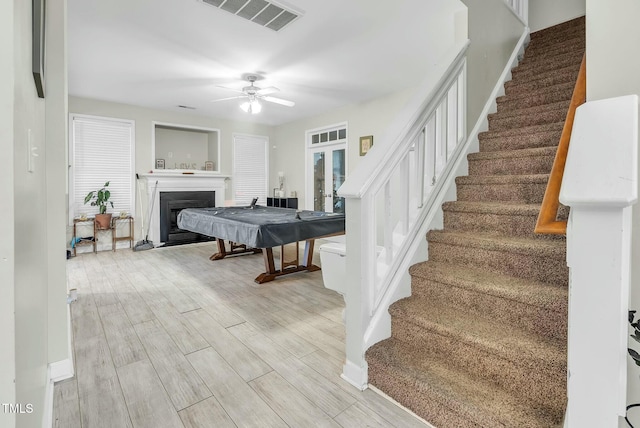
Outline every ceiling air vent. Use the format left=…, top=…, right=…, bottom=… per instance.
left=200, top=0, right=301, bottom=32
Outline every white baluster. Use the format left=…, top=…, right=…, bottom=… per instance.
left=384, top=180, right=393, bottom=266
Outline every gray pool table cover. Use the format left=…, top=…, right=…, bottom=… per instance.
left=177, top=205, right=345, bottom=248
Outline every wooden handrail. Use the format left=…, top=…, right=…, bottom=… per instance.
left=535, top=54, right=586, bottom=235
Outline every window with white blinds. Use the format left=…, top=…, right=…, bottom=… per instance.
left=233, top=134, right=268, bottom=206
left=69, top=115, right=135, bottom=222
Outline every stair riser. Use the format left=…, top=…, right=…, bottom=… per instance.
left=530, top=20, right=584, bottom=42
left=456, top=181, right=547, bottom=203
left=532, top=16, right=583, bottom=33
left=504, top=71, right=579, bottom=96
left=391, top=318, right=566, bottom=417
left=427, top=240, right=568, bottom=285
left=512, top=56, right=582, bottom=82
left=522, top=40, right=585, bottom=64
left=525, top=34, right=585, bottom=55
left=493, top=100, right=570, bottom=122
left=488, top=109, right=566, bottom=132
left=511, top=65, right=580, bottom=92
left=410, top=277, right=567, bottom=342
left=366, top=360, right=488, bottom=428
left=479, top=131, right=562, bottom=152
left=497, top=86, right=573, bottom=113
left=443, top=209, right=539, bottom=237
left=529, top=24, right=585, bottom=46
left=468, top=153, right=555, bottom=176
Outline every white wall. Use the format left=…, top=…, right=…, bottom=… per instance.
left=155, top=127, right=210, bottom=170
left=0, top=0, right=16, bottom=425
left=69, top=97, right=275, bottom=237
left=461, top=0, right=524, bottom=132
left=583, top=1, right=640, bottom=426
left=529, top=0, right=585, bottom=32
left=10, top=0, right=69, bottom=425
left=272, top=87, right=415, bottom=208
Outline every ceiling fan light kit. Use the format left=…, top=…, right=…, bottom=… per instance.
left=240, top=99, right=262, bottom=114
left=212, top=74, right=294, bottom=114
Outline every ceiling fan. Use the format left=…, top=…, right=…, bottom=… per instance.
left=211, top=75, right=295, bottom=114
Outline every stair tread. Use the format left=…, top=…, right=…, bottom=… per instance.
left=512, top=52, right=584, bottom=80
left=442, top=200, right=541, bottom=214
left=409, top=260, right=567, bottom=312
left=527, top=33, right=585, bottom=51
left=390, top=296, right=566, bottom=364
left=529, top=16, right=584, bottom=40
left=468, top=146, right=557, bottom=161
left=523, top=38, right=585, bottom=60
left=427, top=229, right=566, bottom=256
left=489, top=100, right=570, bottom=120
left=500, top=85, right=575, bottom=108
left=367, top=338, right=563, bottom=428
left=479, top=122, right=564, bottom=140
left=523, top=36, right=585, bottom=57
left=514, top=53, right=582, bottom=73
left=505, top=68, right=580, bottom=94
left=512, top=63, right=581, bottom=86
left=456, top=173, right=549, bottom=184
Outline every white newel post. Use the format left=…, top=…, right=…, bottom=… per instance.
left=560, top=95, right=638, bottom=427
left=342, top=196, right=373, bottom=390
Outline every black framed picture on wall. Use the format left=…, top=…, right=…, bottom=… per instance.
left=32, top=0, right=46, bottom=98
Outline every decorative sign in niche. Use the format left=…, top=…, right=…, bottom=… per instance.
left=153, top=124, right=220, bottom=172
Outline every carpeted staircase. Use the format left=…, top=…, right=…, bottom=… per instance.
left=365, top=17, right=585, bottom=428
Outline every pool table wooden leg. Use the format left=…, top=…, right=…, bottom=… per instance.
left=210, top=239, right=261, bottom=260
left=209, top=238, right=228, bottom=260
left=254, top=240, right=320, bottom=284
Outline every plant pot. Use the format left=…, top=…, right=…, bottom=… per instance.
left=95, top=213, right=113, bottom=230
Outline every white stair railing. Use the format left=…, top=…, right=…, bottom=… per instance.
left=338, top=41, right=469, bottom=389
left=505, top=0, right=528, bottom=25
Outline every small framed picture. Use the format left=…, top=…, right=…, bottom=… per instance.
left=359, top=135, right=373, bottom=156
left=205, top=161, right=214, bottom=171
left=156, top=159, right=165, bottom=169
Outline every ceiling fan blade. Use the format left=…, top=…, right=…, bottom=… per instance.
left=257, top=86, right=279, bottom=96
left=215, top=85, right=245, bottom=94
left=210, top=95, right=245, bottom=103
left=262, top=96, right=295, bottom=107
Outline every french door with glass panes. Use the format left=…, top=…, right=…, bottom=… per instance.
left=306, top=124, right=347, bottom=213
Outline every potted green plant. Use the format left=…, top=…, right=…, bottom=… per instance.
left=84, top=181, right=114, bottom=229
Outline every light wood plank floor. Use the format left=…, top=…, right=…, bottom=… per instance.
left=54, top=242, right=428, bottom=428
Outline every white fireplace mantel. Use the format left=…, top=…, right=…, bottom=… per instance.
left=139, top=172, right=228, bottom=244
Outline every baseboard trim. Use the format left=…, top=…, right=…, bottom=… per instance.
left=43, top=301, right=75, bottom=427
left=50, top=358, right=74, bottom=383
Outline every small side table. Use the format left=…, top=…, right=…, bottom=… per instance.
left=73, top=218, right=97, bottom=256
left=111, top=216, right=134, bottom=251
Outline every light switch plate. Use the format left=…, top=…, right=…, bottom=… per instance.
left=27, top=129, right=38, bottom=173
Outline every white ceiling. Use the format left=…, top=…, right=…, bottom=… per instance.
left=68, top=0, right=462, bottom=126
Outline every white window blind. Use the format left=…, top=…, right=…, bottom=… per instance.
left=233, top=135, right=268, bottom=206
left=70, top=115, right=134, bottom=222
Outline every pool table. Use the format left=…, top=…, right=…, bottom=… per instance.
left=177, top=205, right=345, bottom=283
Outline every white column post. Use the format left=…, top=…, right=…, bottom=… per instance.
left=560, top=95, right=638, bottom=428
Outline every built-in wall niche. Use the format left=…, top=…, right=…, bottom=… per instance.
left=153, top=123, right=220, bottom=172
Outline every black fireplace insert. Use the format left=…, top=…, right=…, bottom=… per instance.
left=159, top=191, right=216, bottom=246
